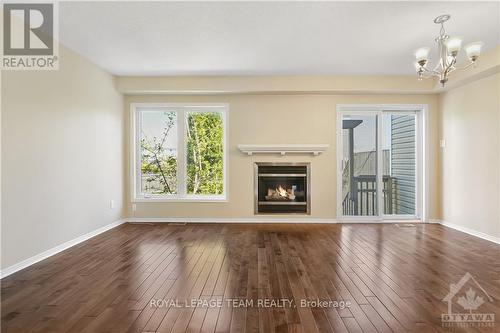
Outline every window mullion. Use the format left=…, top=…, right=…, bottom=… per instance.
left=177, top=110, right=187, bottom=197
left=377, top=112, right=383, bottom=218
left=135, top=109, right=142, bottom=199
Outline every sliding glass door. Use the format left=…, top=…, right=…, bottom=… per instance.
left=337, top=106, right=422, bottom=220
left=341, top=114, right=379, bottom=216
left=381, top=113, right=417, bottom=216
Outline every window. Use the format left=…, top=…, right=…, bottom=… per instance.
left=132, top=104, right=227, bottom=201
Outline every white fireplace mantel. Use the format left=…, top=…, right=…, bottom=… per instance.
left=237, top=144, right=329, bottom=156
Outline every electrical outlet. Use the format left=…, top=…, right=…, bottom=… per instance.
left=132, top=204, right=137, bottom=212
left=110, top=200, right=115, bottom=209
left=440, top=139, right=446, bottom=148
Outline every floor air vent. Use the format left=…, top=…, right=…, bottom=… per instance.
left=396, top=224, right=416, bottom=227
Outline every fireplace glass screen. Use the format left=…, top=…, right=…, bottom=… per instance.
left=255, top=163, right=310, bottom=214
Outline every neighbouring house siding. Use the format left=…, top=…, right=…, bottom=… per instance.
left=390, top=114, right=416, bottom=214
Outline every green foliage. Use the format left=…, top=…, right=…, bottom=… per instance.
left=140, top=112, right=177, bottom=194
left=186, top=112, right=224, bottom=195
left=140, top=111, right=224, bottom=196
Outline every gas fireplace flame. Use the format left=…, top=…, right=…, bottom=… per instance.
left=265, top=185, right=296, bottom=201
left=277, top=185, right=287, bottom=197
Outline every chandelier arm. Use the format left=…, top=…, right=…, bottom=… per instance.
left=432, top=61, right=441, bottom=72
left=454, top=61, right=476, bottom=71
left=420, top=73, right=439, bottom=80
left=443, top=58, right=457, bottom=77
left=421, top=66, right=441, bottom=76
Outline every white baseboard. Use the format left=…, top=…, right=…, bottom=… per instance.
left=124, top=217, right=423, bottom=224
left=124, top=217, right=339, bottom=224
left=0, top=219, right=125, bottom=279
left=434, top=219, right=500, bottom=244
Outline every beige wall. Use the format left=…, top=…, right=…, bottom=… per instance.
left=116, top=75, right=436, bottom=94
left=126, top=94, right=440, bottom=220
left=1, top=45, right=125, bottom=269
left=439, top=73, right=500, bottom=238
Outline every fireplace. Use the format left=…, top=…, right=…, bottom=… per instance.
left=254, top=162, right=310, bottom=214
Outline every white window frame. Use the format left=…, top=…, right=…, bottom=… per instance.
left=130, top=103, right=228, bottom=202
left=336, top=104, right=428, bottom=222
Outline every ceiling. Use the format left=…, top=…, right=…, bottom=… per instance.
left=59, top=1, right=499, bottom=76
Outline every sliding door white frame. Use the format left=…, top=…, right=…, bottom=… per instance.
left=336, top=104, right=428, bottom=223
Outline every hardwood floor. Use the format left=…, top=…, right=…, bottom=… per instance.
left=1, top=223, right=499, bottom=333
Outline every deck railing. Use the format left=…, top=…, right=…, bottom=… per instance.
left=342, top=175, right=394, bottom=216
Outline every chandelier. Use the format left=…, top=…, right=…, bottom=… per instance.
left=414, top=14, right=484, bottom=87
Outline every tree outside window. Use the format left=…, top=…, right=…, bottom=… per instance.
left=136, top=106, right=226, bottom=200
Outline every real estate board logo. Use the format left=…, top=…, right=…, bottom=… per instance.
left=442, top=272, right=495, bottom=328
left=2, top=2, right=59, bottom=70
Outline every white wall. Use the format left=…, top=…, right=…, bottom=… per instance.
left=1, top=45, right=125, bottom=270
left=439, top=73, right=500, bottom=239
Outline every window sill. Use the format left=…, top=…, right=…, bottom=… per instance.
left=132, top=196, right=227, bottom=203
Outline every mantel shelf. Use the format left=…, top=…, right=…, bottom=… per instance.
left=237, top=144, right=329, bottom=156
